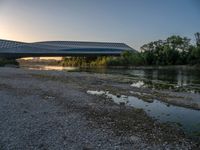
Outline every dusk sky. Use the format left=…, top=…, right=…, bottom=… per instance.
left=0, top=0, right=199, bottom=50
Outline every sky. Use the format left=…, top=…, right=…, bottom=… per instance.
left=0, top=0, right=200, bottom=50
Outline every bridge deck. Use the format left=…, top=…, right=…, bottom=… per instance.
left=0, top=39, right=135, bottom=58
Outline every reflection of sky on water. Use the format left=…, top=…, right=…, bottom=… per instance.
left=21, top=64, right=200, bottom=135
left=23, top=65, right=200, bottom=92
left=127, top=96, right=200, bottom=134
left=24, top=65, right=78, bottom=71
left=131, top=81, right=145, bottom=88
left=177, top=70, right=189, bottom=86
left=87, top=90, right=200, bottom=135
left=81, top=67, right=200, bottom=86
left=128, top=69, right=200, bottom=86
left=105, top=68, right=200, bottom=93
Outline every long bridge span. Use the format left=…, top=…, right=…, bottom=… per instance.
left=0, top=39, right=135, bottom=58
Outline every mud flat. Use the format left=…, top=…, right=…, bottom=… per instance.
left=0, top=67, right=199, bottom=149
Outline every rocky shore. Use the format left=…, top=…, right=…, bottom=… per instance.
left=0, top=67, right=199, bottom=149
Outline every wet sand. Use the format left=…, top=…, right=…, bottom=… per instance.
left=0, top=67, right=199, bottom=149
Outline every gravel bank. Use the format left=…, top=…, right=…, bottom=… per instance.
left=0, top=67, right=198, bottom=149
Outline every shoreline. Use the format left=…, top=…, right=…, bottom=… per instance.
left=0, top=67, right=199, bottom=149
left=25, top=65, right=200, bottom=110
left=18, top=59, right=200, bottom=70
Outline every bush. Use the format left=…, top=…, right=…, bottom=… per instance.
left=0, top=58, right=19, bottom=66
left=60, top=51, right=143, bottom=67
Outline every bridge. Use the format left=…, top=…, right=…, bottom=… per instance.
left=0, top=39, right=135, bottom=58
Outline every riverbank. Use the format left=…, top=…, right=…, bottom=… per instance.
left=18, top=57, right=200, bottom=70
left=0, top=58, right=19, bottom=67
left=103, top=65, right=200, bottom=70
left=0, top=67, right=199, bottom=149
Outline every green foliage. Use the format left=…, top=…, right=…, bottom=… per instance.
left=187, top=46, right=200, bottom=65
left=195, top=32, right=200, bottom=47
left=140, top=34, right=200, bottom=66
left=60, top=57, right=88, bottom=66
left=60, top=33, right=200, bottom=67
left=60, top=52, right=144, bottom=67
left=60, top=56, right=113, bottom=67
left=0, top=58, right=19, bottom=66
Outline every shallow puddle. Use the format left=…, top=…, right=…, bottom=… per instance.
left=87, top=90, right=200, bottom=136
left=131, top=81, right=145, bottom=88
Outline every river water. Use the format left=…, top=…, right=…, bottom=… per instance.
left=87, top=90, right=200, bottom=137
left=80, top=67, right=200, bottom=94
left=24, top=65, right=200, bottom=92
left=22, top=65, right=200, bottom=137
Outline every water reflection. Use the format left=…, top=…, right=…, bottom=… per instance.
left=23, top=65, right=78, bottom=71
left=78, top=67, right=200, bottom=84
left=82, top=68, right=200, bottom=93
left=128, top=68, right=200, bottom=85
left=87, top=90, right=200, bottom=136
left=131, top=81, right=145, bottom=88
left=22, top=65, right=200, bottom=93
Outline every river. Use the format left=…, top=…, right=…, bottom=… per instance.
left=21, top=64, right=200, bottom=137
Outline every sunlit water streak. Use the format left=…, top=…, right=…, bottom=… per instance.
left=23, top=65, right=78, bottom=71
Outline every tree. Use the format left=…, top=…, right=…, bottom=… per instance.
left=195, top=32, right=200, bottom=47
left=166, top=35, right=190, bottom=52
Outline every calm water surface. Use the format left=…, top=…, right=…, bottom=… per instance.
left=87, top=90, right=200, bottom=136
left=80, top=67, right=200, bottom=93
left=24, top=65, right=200, bottom=88
left=22, top=65, right=200, bottom=136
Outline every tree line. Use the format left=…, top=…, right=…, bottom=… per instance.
left=60, top=33, right=200, bottom=67
left=139, top=33, right=200, bottom=65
